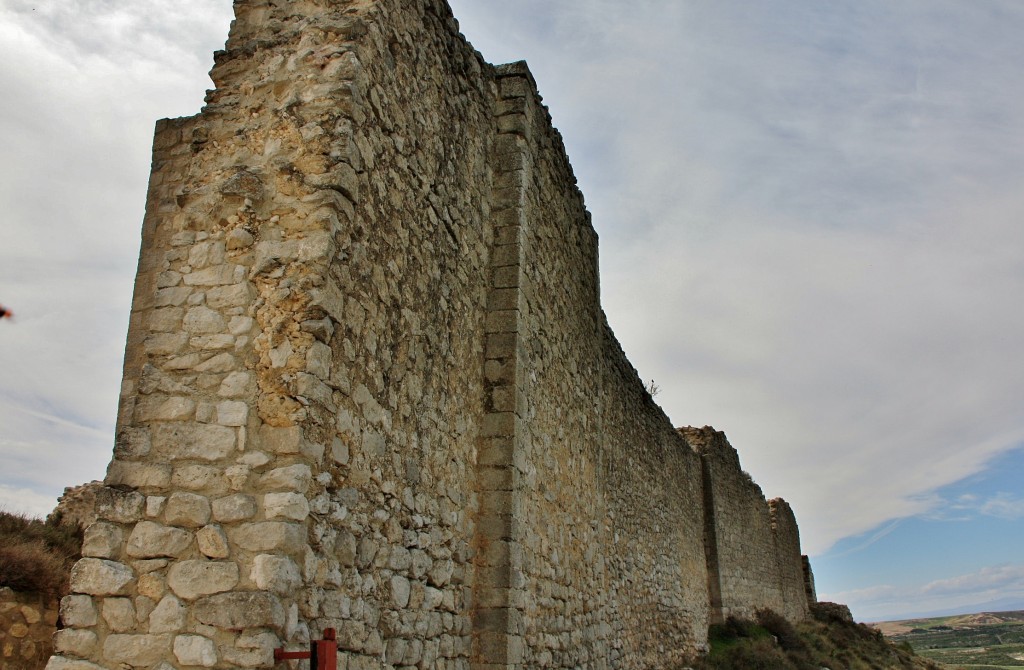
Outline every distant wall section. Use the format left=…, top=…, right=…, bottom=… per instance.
left=682, top=427, right=810, bottom=624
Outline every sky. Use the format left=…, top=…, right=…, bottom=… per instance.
left=2, top=0, right=1024, bottom=623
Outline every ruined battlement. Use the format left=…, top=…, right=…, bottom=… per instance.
left=47, top=1, right=813, bottom=668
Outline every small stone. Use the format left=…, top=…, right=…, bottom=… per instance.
left=81, top=522, right=123, bottom=559
left=174, top=635, right=218, bottom=667
left=258, top=425, right=302, bottom=454
left=220, top=170, right=264, bottom=201
left=306, top=342, right=332, bottom=379
left=217, top=400, right=249, bottom=426
left=126, top=521, right=193, bottom=558
left=258, top=464, right=312, bottom=492
left=299, top=317, right=334, bottom=343
left=172, top=465, right=225, bottom=492
left=60, top=595, right=98, bottom=627
left=167, top=560, right=239, bottom=600
left=228, top=522, right=304, bottom=552
left=251, top=555, right=302, bottom=594
left=330, top=437, right=350, bottom=465
left=148, top=595, right=186, bottom=633
left=146, top=496, right=167, bottom=517
left=101, top=598, right=136, bottom=632
left=164, top=492, right=212, bottom=527
left=263, top=492, right=310, bottom=521
left=197, top=525, right=230, bottom=559
left=137, top=572, right=166, bottom=600
left=134, top=396, right=196, bottom=422
left=20, top=605, right=41, bottom=624
left=184, top=306, right=227, bottom=334
left=227, top=316, right=254, bottom=336
left=218, top=371, right=252, bottom=397
left=206, top=283, right=253, bottom=309
left=390, top=575, right=411, bottom=608
left=226, top=228, right=255, bottom=250
left=45, top=657, right=106, bottom=670
left=70, top=558, right=134, bottom=596
left=95, top=487, right=145, bottom=523
left=144, top=332, right=189, bottom=356
left=195, top=352, right=237, bottom=372
left=212, top=494, right=257, bottom=522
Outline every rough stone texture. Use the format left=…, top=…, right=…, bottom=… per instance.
left=681, top=427, right=811, bottom=624
left=52, top=1, right=817, bottom=668
left=47, top=482, right=103, bottom=530
left=0, top=589, right=58, bottom=670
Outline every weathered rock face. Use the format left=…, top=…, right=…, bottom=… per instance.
left=1, top=588, right=59, bottom=669
left=47, top=0, right=816, bottom=668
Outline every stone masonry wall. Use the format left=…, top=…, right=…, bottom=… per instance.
left=481, top=61, right=711, bottom=665
left=681, top=427, right=809, bottom=624
left=1, top=590, right=58, bottom=670
left=48, top=1, right=813, bottom=669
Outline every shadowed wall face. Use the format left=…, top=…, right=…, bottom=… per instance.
left=46, top=1, right=812, bottom=669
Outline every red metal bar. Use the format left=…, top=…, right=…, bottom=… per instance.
left=273, top=629, right=337, bottom=669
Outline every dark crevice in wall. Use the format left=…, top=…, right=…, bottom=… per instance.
left=700, top=454, right=724, bottom=625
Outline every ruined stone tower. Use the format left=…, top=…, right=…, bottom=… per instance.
left=48, top=1, right=813, bottom=668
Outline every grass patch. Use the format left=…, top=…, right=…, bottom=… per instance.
left=0, top=509, right=82, bottom=596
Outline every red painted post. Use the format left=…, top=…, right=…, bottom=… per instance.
left=273, top=629, right=337, bottom=670
left=314, top=628, right=337, bottom=670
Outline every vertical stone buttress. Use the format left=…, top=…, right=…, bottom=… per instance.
left=699, top=456, right=725, bottom=625
left=472, top=62, right=535, bottom=670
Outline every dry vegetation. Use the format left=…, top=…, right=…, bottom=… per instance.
left=686, top=604, right=945, bottom=670
left=0, top=509, right=82, bottom=596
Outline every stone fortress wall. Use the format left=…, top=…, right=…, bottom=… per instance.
left=46, top=1, right=814, bottom=668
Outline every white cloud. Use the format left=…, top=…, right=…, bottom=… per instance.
left=449, top=0, right=1024, bottom=555
left=2, top=0, right=1024, bottom=613
left=823, top=563, right=1024, bottom=620
left=0, top=485, right=61, bottom=519
left=0, top=0, right=234, bottom=514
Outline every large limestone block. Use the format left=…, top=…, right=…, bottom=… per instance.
left=164, top=492, right=212, bottom=527
left=70, top=559, right=134, bottom=596
left=251, top=555, right=302, bottom=594
left=167, top=560, right=240, bottom=600
left=101, top=597, right=136, bottom=632
left=81, top=522, right=123, bottom=559
left=193, top=591, right=285, bottom=630
left=258, top=464, right=312, bottom=492
left=212, top=494, right=257, bottom=522
left=228, top=522, right=304, bottom=552
left=102, top=634, right=173, bottom=665
left=174, top=634, right=218, bottom=667
left=45, top=657, right=106, bottom=670
left=59, top=595, right=98, bottom=627
left=263, top=492, right=310, bottom=521
left=53, top=629, right=98, bottom=657
left=148, top=595, right=186, bottom=633
left=152, top=423, right=236, bottom=461
left=126, top=521, right=193, bottom=558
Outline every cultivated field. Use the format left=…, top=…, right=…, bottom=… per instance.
left=878, top=610, right=1024, bottom=669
